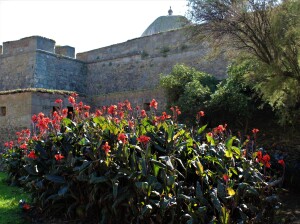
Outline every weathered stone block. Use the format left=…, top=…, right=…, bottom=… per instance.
left=55, top=45, right=75, bottom=58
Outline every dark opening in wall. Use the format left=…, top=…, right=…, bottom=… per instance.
left=143, top=103, right=150, bottom=111
left=0, top=107, right=6, bottom=116
left=67, top=106, right=74, bottom=119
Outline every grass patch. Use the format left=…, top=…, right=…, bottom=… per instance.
left=0, top=172, right=30, bottom=224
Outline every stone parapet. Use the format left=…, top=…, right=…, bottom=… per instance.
left=55, top=45, right=75, bottom=58
left=2, top=36, right=55, bottom=56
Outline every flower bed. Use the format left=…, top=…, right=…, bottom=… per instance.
left=2, top=95, right=283, bottom=223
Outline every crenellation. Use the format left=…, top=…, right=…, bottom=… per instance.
left=55, top=45, right=75, bottom=58
left=2, top=36, right=55, bottom=56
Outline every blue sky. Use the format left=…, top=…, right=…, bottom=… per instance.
left=0, top=0, right=188, bottom=53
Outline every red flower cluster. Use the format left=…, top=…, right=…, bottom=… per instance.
left=141, top=110, right=147, bottom=118
left=4, top=141, right=14, bottom=149
left=256, top=151, right=271, bottom=168
left=278, top=159, right=285, bottom=167
left=118, top=133, right=127, bottom=144
left=28, top=151, right=37, bottom=159
left=102, top=142, right=111, bottom=155
left=55, top=154, right=65, bottom=161
left=150, top=99, right=158, bottom=110
left=223, top=174, right=229, bottom=182
left=214, top=124, right=227, bottom=133
left=137, top=135, right=151, bottom=144
left=252, top=128, right=259, bottom=134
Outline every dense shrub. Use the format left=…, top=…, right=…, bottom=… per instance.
left=2, top=96, right=283, bottom=223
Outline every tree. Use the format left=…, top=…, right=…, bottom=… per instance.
left=160, top=64, right=218, bottom=123
left=187, top=0, right=300, bottom=124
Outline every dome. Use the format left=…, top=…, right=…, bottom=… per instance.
left=141, top=8, right=190, bottom=37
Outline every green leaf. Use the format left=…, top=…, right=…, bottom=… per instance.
left=197, top=124, right=207, bottom=134
left=167, top=126, right=174, bottom=143
left=58, top=185, right=68, bottom=196
left=79, top=137, right=90, bottom=146
left=135, top=182, right=149, bottom=193
left=113, top=181, right=119, bottom=200
left=89, top=176, right=108, bottom=184
left=224, top=149, right=233, bottom=158
left=210, top=188, right=222, bottom=213
left=195, top=160, right=204, bottom=176
left=206, top=133, right=215, bottom=146
left=44, top=175, right=65, bottom=184
left=225, top=136, right=236, bottom=150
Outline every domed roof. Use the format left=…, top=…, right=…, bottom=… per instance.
left=141, top=7, right=190, bottom=37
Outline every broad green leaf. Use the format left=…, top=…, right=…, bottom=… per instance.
left=89, top=176, right=108, bottom=184
left=206, top=133, right=215, bottom=146
left=210, top=188, right=222, bottom=213
left=58, top=186, right=68, bottom=196
left=197, top=124, right=207, bottom=134
left=173, top=129, right=185, bottom=141
left=167, top=126, right=174, bottom=143
left=225, top=136, right=236, bottom=150
left=79, top=137, right=90, bottom=146
left=195, top=160, right=204, bottom=176
left=44, top=175, right=66, bottom=184
left=224, top=149, right=233, bottom=158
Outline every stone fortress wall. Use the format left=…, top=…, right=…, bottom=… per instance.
left=0, top=25, right=227, bottom=144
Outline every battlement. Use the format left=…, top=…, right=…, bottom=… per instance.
left=2, top=36, right=55, bottom=55
left=55, top=45, right=75, bottom=58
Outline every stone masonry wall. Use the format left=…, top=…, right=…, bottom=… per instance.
left=0, top=92, right=32, bottom=145
left=34, top=51, right=87, bottom=94
left=78, top=28, right=227, bottom=107
left=0, top=52, right=36, bottom=90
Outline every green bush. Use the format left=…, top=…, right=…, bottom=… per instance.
left=2, top=96, right=282, bottom=223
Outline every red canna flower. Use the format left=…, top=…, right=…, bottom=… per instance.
left=20, top=143, right=28, bottom=150
left=256, top=150, right=263, bottom=162
left=176, top=107, right=181, bottom=115
left=141, top=110, right=147, bottom=118
left=68, top=96, right=76, bottom=104
left=124, top=100, right=132, bottom=110
left=22, top=203, right=30, bottom=210
left=102, top=142, right=111, bottom=155
left=216, top=125, right=226, bottom=132
left=95, top=109, right=103, bottom=117
left=262, top=154, right=271, bottom=168
left=150, top=99, right=158, bottom=110
left=137, top=135, right=151, bottom=144
left=62, top=108, right=68, bottom=116
left=118, top=133, right=127, bottom=144
left=28, top=151, right=37, bottom=159
left=108, top=105, right=116, bottom=115
left=118, top=111, right=124, bottom=119
left=199, top=111, right=205, bottom=117
left=55, top=99, right=63, bottom=104
left=55, top=154, right=65, bottom=161
left=84, top=112, right=89, bottom=118
left=128, top=120, right=134, bottom=129
left=223, top=174, right=229, bottom=182
left=32, top=114, right=38, bottom=123
left=278, top=159, right=285, bottom=167
left=71, top=93, right=78, bottom=97
left=252, top=128, right=259, bottom=134
left=207, top=132, right=213, bottom=137
left=83, top=105, right=90, bottom=110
